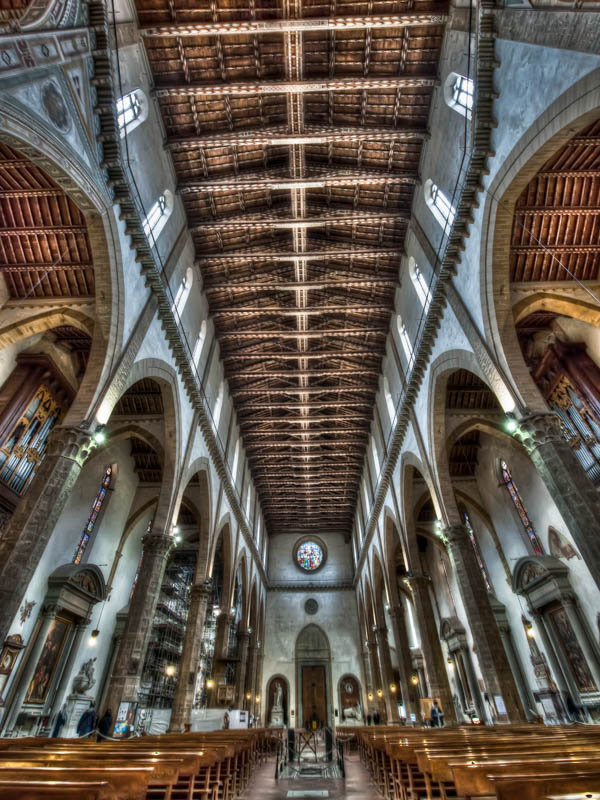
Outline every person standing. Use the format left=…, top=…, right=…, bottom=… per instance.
left=96, top=708, right=112, bottom=742
left=430, top=700, right=444, bottom=727
left=51, top=704, right=68, bottom=738
left=76, top=701, right=96, bottom=737
left=373, top=710, right=380, bottom=726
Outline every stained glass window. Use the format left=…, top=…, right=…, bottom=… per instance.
left=296, top=540, right=324, bottom=571
left=463, top=510, right=492, bottom=592
left=500, top=460, right=544, bottom=556
left=72, top=465, right=113, bottom=564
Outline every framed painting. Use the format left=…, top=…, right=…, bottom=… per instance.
left=24, top=616, right=71, bottom=705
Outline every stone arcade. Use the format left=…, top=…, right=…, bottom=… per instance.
left=0, top=0, right=599, bottom=796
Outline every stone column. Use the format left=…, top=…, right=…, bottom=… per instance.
left=515, top=411, right=600, bottom=590
left=374, top=626, right=400, bottom=722
left=246, top=642, right=259, bottom=716
left=255, top=648, right=264, bottom=725
left=104, top=529, right=173, bottom=717
left=169, top=581, right=212, bottom=732
left=235, top=630, right=251, bottom=710
left=3, top=608, right=56, bottom=732
left=210, top=611, right=235, bottom=699
left=495, top=623, right=537, bottom=720
left=444, top=524, right=526, bottom=723
left=365, top=638, right=385, bottom=719
left=408, top=575, right=456, bottom=723
left=0, top=427, right=96, bottom=644
left=387, top=603, right=420, bottom=720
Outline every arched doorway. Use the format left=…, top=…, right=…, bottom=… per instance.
left=295, top=624, right=331, bottom=729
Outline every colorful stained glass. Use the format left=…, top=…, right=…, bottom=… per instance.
left=463, top=511, right=492, bottom=592
left=500, top=460, right=544, bottom=556
left=72, top=465, right=113, bottom=564
left=296, top=540, right=324, bottom=571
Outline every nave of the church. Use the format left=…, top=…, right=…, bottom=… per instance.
left=0, top=0, right=600, bottom=795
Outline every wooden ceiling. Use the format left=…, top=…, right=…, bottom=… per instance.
left=0, top=143, right=95, bottom=300
left=510, top=119, right=600, bottom=285
left=136, top=0, right=448, bottom=535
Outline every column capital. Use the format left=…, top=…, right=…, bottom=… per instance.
left=190, top=580, right=213, bottom=601
left=237, top=629, right=251, bottom=642
left=514, top=411, right=564, bottom=453
left=373, top=625, right=389, bottom=638
left=46, top=425, right=97, bottom=465
left=442, top=523, right=471, bottom=545
left=386, top=603, right=404, bottom=619
left=217, top=610, right=236, bottom=624
left=141, top=530, right=174, bottom=556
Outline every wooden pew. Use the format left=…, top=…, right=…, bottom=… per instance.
left=0, top=779, right=115, bottom=800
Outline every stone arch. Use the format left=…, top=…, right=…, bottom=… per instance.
left=266, top=673, right=290, bottom=727
left=512, top=294, right=600, bottom=329
left=209, top=518, right=233, bottom=609
left=480, top=66, right=600, bottom=413
left=0, top=102, right=125, bottom=424
left=0, top=308, right=95, bottom=350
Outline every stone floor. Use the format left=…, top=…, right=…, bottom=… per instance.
left=241, top=756, right=381, bottom=799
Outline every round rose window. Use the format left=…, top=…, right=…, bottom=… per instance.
left=296, top=540, right=324, bottom=571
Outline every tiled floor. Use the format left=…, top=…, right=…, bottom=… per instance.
left=242, top=756, right=381, bottom=799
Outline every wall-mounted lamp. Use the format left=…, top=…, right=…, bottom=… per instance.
left=206, top=678, right=215, bottom=689
left=93, top=425, right=107, bottom=445
left=88, top=629, right=100, bottom=647
left=376, top=689, right=383, bottom=699
left=526, top=622, right=535, bottom=639
left=390, top=684, right=397, bottom=694
left=447, top=658, right=454, bottom=668
left=165, top=665, right=176, bottom=677
left=410, top=675, right=419, bottom=686
left=255, top=696, right=260, bottom=704
left=367, top=692, right=374, bottom=701
left=505, top=412, right=519, bottom=434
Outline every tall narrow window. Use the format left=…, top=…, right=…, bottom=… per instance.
left=383, top=376, right=395, bottom=423
left=72, top=465, right=114, bottom=564
left=116, top=89, right=147, bottom=137
left=444, top=73, right=474, bottom=118
left=425, top=179, right=456, bottom=230
left=173, top=266, right=194, bottom=318
left=500, top=460, right=544, bottom=556
left=462, top=509, right=492, bottom=592
left=142, top=190, right=172, bottom=242
left=397, top=315, right=414, bottom=362
left=409, top=258, right=431, bottom=311
left=193, top=320, right=207, bottom=367
left=213, top=381, right=224, bottom=429
left=231, top=439, right=240, bottom=481
left=371, top=437, right=380, bottom=479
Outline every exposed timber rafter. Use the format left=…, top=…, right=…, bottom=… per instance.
left=154, top=75, right=438, bottom=98
left=190, top=209, right=409, bottom=229
left=180, top=168, right=418, bottom=193
left=141, top=11, right=448, bottom=36
left=167, top=124, right=428, bottom=149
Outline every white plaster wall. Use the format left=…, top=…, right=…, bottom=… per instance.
left=262, top=589, right=363, bottom=727
left=268, top=532, right=353, bottom=584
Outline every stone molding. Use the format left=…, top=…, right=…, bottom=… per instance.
left=514, top=411, right=564, bottom=453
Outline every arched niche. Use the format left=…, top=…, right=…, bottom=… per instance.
left=266, top=674, right=289, bottom=728
left=295, top=624, right=332, bottom=729
left=338, top=674, right=362, bottom=724
left=513, top=555, right=600, bottom=720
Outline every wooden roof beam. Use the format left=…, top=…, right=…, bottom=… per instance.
left=232, top=387, right=375, bottom=395
left=242, top=427, right=368, bottom=436
left=168, top=124, right=428, bottom=149
left=219, top=328, right=385, bottom=339
left=245, top=440, right=366, bottom=449
left=240, top=414, right=370, bottom=424
left=154, top=75, right=438, bottom=98
left=181, top=169, right=417, bottom=193
left=197, top=246, right=400, bottom=263
left=190, top=209, right=410, bottom=227
left=229, top=369, right=380, bottom=378
left=212, top=306, right=391, bottom=316
left=142, top=12, right=448, bottom=37
left=206, top=279, right=397, bottom=291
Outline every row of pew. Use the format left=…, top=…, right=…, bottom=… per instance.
left=0, top=728, right=272, bottom=800
left=354, top=723, right=600, bottom=800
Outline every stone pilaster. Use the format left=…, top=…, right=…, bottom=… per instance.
left=374, top=626, right=400, bottom=722
left=211, top=611, right=235, bottom=693
left=515, top=411, right=600, bottom=590
left=0, top=426, right=96, bottom=644
left=444, top=524, right=526, bottom=722
left=104, top=529, right=173, bottom=717
left=245, top=642, right=259, bottom=716
left=387, top=604, right=420, bottom=719
left=168, top=580, right=212, bottom=732
left=408, top=575, right=456, bottom=723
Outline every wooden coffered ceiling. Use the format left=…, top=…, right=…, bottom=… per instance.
left=136, top=0, right=449, bottom=534
left=0, top=143, right=95, bottom=300
left=510, top=119, right=600, bottom=285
